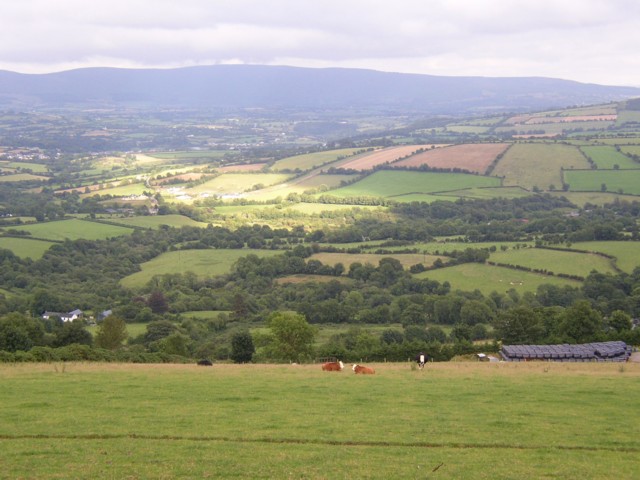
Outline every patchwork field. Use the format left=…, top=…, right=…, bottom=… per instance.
left=417, top=263, right=581, bottom=294
left=493, top=143, right=588, bottom=190
left=0, top=237, right=55, bottom=259
left=337, top=145, right=426, bottom=171
left=0, top=363, right=637, bottom=479
left=2, top=218, right=134, bottom=241
left=392, top=143, right=510, bottom=173
left=324, top=171, right=501, bottom=199
left=564, top=169, right=640, bottom=195
left=120, top=248, right=282, bottom=288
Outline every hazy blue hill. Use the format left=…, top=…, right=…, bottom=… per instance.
left=0, top=65, right=638, bottom=113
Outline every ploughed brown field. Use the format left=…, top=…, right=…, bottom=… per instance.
left=217, top=163, right=267, bottom=172
left=392, top=143, right=510, bottom=173
left=337, top=145, right=428, bottom=171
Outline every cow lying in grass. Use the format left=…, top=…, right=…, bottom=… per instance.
left=352, top=364, right=375, bottom=374
left=322, top=360, right=344, bottom=371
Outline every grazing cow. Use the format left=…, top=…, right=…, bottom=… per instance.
left=322, top=360, right=344, bottom=371
left=197, top=359, right=213, bottom=366
left=352, top=364, right=375, bottom=374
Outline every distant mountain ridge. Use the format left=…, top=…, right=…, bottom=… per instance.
left=0, top=65, right=638, bottom=113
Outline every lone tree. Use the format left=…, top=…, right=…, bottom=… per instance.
left=267, top=311, right=317, bottom=363
left=147, top=291, right=169, bottom=315
left=230, top=331, right=255, bottom=363
left=94, top=315, right=128, bottom=350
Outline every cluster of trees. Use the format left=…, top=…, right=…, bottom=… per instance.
left=1, top=194, right=640, bottom=363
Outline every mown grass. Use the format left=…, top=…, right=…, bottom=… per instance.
left=7, top=219, right=133, bottom=241
left=120, top=248, right=282, bottom=288
left=271, top=148, right=363, bottom=171
left=0, top=363, right=638, bottom=479
left=0, top=236, right=55, bottom=259
left=416, top=263, right=581, bottom=294
left=493, top=143, right=588, bottom=190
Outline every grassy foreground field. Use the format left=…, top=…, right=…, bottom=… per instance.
left=0, top=363, right=638, bottom=479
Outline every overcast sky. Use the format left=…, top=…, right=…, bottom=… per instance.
left=1, top=0, right=638, bottom=86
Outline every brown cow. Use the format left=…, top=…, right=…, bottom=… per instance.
left=322, top=360, right=344, bottom=371
left=352, top=364, right=375, bottom=374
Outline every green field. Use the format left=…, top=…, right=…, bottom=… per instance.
left=180, top=310, right=231, bottom=320
left=103, top=214, right=210, bottom=229
left=494, top=143, right=588, bottom=190
left=383, top=193, right=461, bottom=203
left=3, top=219, right=134, bottom=241
left=562, top=241, right=640, bottom=273
left=0, top=363, right=638, bottom=479
left=580, top=146, right=639, bottom=169
left=309, top=252, right=446, bottom=269
left=489, top=247, right=617, bottom=277
left=87, top=322, right=148, bottom=339
left=0, top=173, right=49, bottom=182
left=5, top=162, right=49, bottom=173
left=417, top=263, right=581, bottom=294
left=564, top=169, right=640, bottom=195
left=148, top=150, right=234, bottom=160
left=445, top=125, right=490, bottom=134
left=242, top=173, right=356, bottom=201
left=442, top=186, right=532, bottom=200
left=186, top=173, right=292, bottom=196
left=324, top=171, right=501, bottom=199
left=361, top=241, right=532, bottom=255
left=0, top=237, right=55, bottom=259
left=121, top=248, right=282, bottom=288
left=80, top=182, right=148, bottom=198
left=548, top=191, right=632, bottom=207
left=271, top=148, right=364, bottom=171
left=620, top=145, right=640, bottom=157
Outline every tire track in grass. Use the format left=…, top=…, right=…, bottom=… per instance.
left=1, top=434, right=637, bottom=453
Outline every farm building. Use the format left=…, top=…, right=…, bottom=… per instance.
left=41, top=309, right=84, bottom=322
left=500, top=341, right=633, bottom=362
